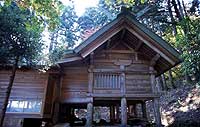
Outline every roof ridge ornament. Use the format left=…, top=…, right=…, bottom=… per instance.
left=117, top=6, right=136, bottom=18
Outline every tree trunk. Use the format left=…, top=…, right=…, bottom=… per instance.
left=167, top=0, right=177, bottom=35
left=171, top=0, right=182, bottom=21
left=182, top=0, right=188, bottom=17
left=168, top=70, right=176, bottom=88
left=0, top=57, right=19, bottom=127
left=177, top=0, right=184, bottom=18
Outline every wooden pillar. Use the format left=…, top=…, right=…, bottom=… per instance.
left=129, top=105, right=133, bottom=114
left=121, top=97, right=127, bottom=127
left=161, top=74, right=168, bottom=90
left=157, top=76, right=164, bottom=91
left=88, top=52, right=94, bottom=94
left=88, top=72, right=93, bottom=93
left=153, top=98, right=161, bottom=127
left=116, top=104, right=120, bottom=123
left=110, top=105, right=115, bottom=123
left=66, top=105, right=71, bottom=122
left=129, top=105, right=134, bottom=118
left=141, top=101, right=147, bottom=119
left=156, top=77, right=162, bottom=92
left=150, top=67, right=161, bottom=126
left=86, top=53, right=94, bottom=127
left=128, top=105, right=131, bottom=117
left=150, top=67, right=157, bottom=93
left=120, top=72, right=126, bottom=95
left=133, top=104, right=137, bottom=117
left=86, top=101, right=93, bottom=127
left=52, top=75, right=62, bottom=124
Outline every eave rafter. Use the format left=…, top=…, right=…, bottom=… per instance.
left=150, top=54, right=160, bottom=66
left=106, top=39, right=111, bottom=49
left=120, top=29, right=126, bottom=40
left=135, top=40, right=143, bottom=51
left=124, top=26, right=176, bottom=66
left=123, top=41, right=134, bottom=51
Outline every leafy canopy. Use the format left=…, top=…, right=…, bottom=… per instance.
left=176, top=17, right=200, bottom=82
left=0, top=2, right=43, bottom=66
left=3, top=0, right=64, bottom=29
left=49, top=5, right=79, bottom=63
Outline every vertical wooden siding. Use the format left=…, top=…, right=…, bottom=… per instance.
left=0, top=69, right=48, bottom=115
left=61, top=66, right=88, bottom=101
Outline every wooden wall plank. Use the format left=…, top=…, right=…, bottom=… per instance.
left=0, top=70, right=48, bottom=101
left=61, top=66, right=88, bottom=100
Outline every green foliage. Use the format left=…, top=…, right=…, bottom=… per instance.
left=49, top=43, right=67, bottom=63
left=48, top=5, right=79, bottom=64
left=0, top=2, right=43, bottom=66
left=78, top=7, right=111, bottom=34
left=47, top=0, right=170, bottom=65
left=100, top=0, right=169, bottom=33
left=57, top=6, right=78, bottom=48
left=105, top=0, right=136, bottom=8
left=3, top=0, right=64, bottom=29
left=175, top=17, right=200, bottom=82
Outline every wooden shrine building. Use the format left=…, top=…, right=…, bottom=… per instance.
left=0, top=9, right=181, bottom=127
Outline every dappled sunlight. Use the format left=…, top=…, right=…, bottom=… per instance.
left=178, top=106, right=189, bottom=112
left=160, top=85, right=200, bottom=126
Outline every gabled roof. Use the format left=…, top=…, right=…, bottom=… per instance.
left=57, top=8, right=181, bottom=75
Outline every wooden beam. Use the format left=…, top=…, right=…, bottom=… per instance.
left=88, top=72, right=93, bottom=94
left=52, top=76, right=62, bottom=124
left=60, top=98, right=92, bottom=103
left=110, top=105, right=115, bottom=123
left=125, top=26, right=176, bottom=65
left=114, top=59, right=132, bottom=66
left=120, top=73, right=126, bottom=95
left=150, top=54, right=160, bottom=66
left=116, top=104, right=120, bottom=123
left=135, top=52, right=138, bottom=61
left=156, top=77, right=162, bottom=92
left=41, top=75, right=50, bottom=116
left=103, top=49, right=135, bottom=54
left=92, top=68, right=155, bottom=74
left=91, top=93, right=160, bottom=98
left=141, top=101, right=147, bottom=118
left=93, top=59, right=150, bottom=64
left=56, top=56, right=82, bottom=64
left=135, top=40, right=143, bottom=51
left=110, top=40, right=121, bottom=50
left=120, top=29, right=126, bottom=40
left=133, top=104, right=137, bottom=117
left=123, top=41, right=134, bottom=51
left=106, top=39, right=111, bottom=49
left=89, top=52, right=94, bottom=66
left=81, top=26, right=123, bottom=58
left=150, top=67, right=157, bottom=93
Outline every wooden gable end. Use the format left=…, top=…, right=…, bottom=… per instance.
left=58, top=11, right=181, bottom=76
